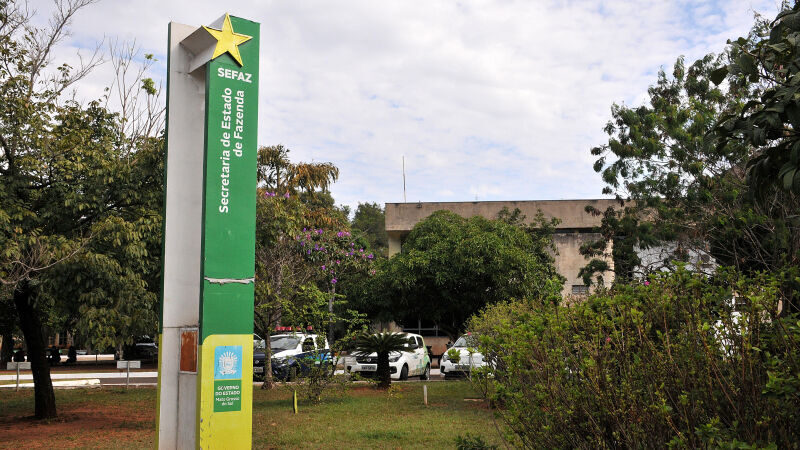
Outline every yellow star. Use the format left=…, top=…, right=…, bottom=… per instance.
left=203, top=14, right=252, bottom=67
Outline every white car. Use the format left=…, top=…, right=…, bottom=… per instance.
left=253, top=333, right=329, bottom=378
left=270, top=333, right=328, bottom=359
left=440, top=335, right=488, bottom=377
left=347, top=333, right=431, bottom=381
left=254, top=333, right=265, bottom=349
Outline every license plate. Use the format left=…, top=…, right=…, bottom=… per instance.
left=455, top=365, right=470, bottom=370
left=254, top=367, right=264, bottom=373
left=360, top=364, right=377, bottom=371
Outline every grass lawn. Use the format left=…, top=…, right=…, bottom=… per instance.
left=0, top=381, right=503, bottom=449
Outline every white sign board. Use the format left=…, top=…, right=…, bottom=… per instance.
left=117, top=360, right=141, bottom=369
left=6, top=362, right=31, bottom=370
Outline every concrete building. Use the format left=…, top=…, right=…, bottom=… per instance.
left=385, top=199, right=618, bottom=355
left=386, top=199, right=617, bottom=296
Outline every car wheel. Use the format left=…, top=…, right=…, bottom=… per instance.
left=400, top=364, right=409, bottom=381
left=420, top=364, right=430, bottom=380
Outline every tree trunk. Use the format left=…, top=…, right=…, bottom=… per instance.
left=327, top=285, right=336, bottom=344
left=261, top=332, right=274, bottom=390
left=13, top=281, right=57, bottom=419
left=377, top=351, right=390, bottom=389
left=1, top=330, right=14, bottom=365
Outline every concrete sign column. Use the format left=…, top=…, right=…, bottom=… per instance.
left=157, top=13, right=259, bottom=449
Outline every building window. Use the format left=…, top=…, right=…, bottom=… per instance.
left=571, top=285, right=589, bottom=295
left=401, top=318, right=446, bottom=337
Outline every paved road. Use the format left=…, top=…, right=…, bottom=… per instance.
left=0, top=370, right=159, bottom=388
left=2, top=369, right=449, bottom=388
left=78, top=370, right=448, bottom=387
left=101, top=377, right=158, bottom=387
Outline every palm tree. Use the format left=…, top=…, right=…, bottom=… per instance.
left=352, top=332, right=410, bottom=389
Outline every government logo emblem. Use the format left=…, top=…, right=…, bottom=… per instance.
left=214, top=345, right=243, bottom=379
left=217, top=350, right=238, bottom=376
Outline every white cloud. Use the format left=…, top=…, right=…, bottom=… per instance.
left=29, top=0, right=779, bottom=209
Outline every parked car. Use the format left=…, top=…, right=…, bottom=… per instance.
left=253, top=333, right=329, bottom=381
left=346, top=332, right=431, bottom=381
left=123, top=336, right=158, bottom=362
left=440, top=335, right=487, bottom=378
left=254, top=333, right=265, bottom=349
left=270, top=349, right=333, bottom=381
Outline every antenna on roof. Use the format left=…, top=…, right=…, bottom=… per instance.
left=403, top=156, right=407, bottom=203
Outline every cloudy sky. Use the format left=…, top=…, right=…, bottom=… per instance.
left=31, top=0, right=779, bottom=210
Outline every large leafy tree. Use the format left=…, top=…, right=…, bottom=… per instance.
left=257, top=144, right=346, bottom=229
left=368, top=210, right=562, bottom=339
left=295, top=227, right=376, bottom=341
left=583, top=12, right=799, bottom=291
left=712, top=4, right=800, bottom=196
left=254, top=146, right=352, bottom=387
left=0, top=0, right=163, bottom=418
left=351, top=202, right=388, bottom=257
left=254, top=191, right=317, bottom=388
left=585, top=54, right=756, bottom=280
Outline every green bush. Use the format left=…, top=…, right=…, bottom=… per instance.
left=455, top=433, right=499, bottom=450
left=469, top=268, right=800, bottom=448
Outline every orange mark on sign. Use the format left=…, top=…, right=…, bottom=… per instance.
left=180, top=329, right=198, bottom=372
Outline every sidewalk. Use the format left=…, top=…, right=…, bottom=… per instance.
left=0, top=370, right=158, bottom=381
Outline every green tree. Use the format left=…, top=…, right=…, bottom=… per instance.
left=257, top=145, right=346, bottom=229
left=0, top=0, right=164, bottom=418
left=712, top=3, right=800, bottom=196
left=351, top=332, right=410, bottom=389
left=351, top=202, right=388, bottom=257
left=585, top=21, right=799, bottom=284
left=295, top=228, right=376, bottom=341
left=254, top=191, right=316, bottom=388
left=584, top=11, right=799, bottom=309
left=586, top=53, right=755, bottom=280
left=254, top=147, right=349, bottom=387
left=368, top=210, right=562, bottom=339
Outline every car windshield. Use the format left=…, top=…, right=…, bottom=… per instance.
left=270, top=336, right=301, bottom=351
left=453, top=336, right=475, bottom=348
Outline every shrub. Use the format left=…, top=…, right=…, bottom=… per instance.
left=468, top=268, right=800, bottom=448
left=446, top=347, right=462, bottom=364
left=352, top=332, right=410, bottom=389
left=455, top=433, right=498, bottom=450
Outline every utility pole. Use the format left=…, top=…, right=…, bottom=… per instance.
left=403, top=156, right=407, bottom=203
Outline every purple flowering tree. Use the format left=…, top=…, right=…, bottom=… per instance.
left=295, top=228, right=376, bottom=340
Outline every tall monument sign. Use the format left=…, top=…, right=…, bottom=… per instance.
left=157, top=14, right=259, bottom=449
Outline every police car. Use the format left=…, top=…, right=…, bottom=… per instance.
left=253, top=333, right=329, bottom=380
left=347, top=332, right=431, bottom=380
left=439, top=334, right=487, bottom=377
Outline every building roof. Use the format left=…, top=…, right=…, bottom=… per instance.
left=385, top=199, right=619, bottom=232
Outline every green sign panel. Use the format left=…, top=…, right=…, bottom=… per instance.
left=200, top=14, right=259, bottom=340
left=198, top=14, right=258, bottom=446
left=214, top=380, right=242, bottom=412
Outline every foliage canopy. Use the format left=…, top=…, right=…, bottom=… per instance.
left=367, top=210, right=562, bottom=338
